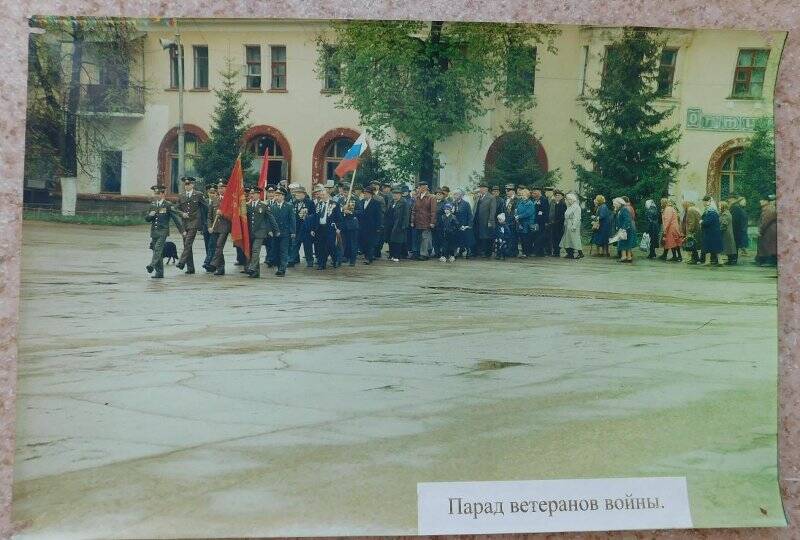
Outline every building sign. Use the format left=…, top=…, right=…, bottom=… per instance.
left=686, top=107, right=772, bottom=132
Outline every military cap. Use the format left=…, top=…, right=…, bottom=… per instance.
left=441, top=186, right=451, bottom=193
left=181, top=176, right=196, bottom=184
left=246, top=186, right=260, bottom=194
left=490, top=185, right=500, bottom=191
left=288, top=182, right=300, bottom=190
left=206, top=185, right=217, bottom=193
left=264, top=185, right=274, bottom=192
left=275, top=187, right=288, bottom=196
left=417, top=180, right=429, bottom=187
left=477, top=181, right=488, bottom=188
left=324, top=180, right=336, bottom=189
left=504, top=183, right=516, bottom=191
left=363, top=185, right=375, bottom=194
left=217, top=179, right=228, bottom=187
left=150, top=184, right=166, bottom=193
left=312, top=184, right=326, bottom=193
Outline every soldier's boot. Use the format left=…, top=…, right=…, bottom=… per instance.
left=186, top=265, right=195, bottom=274
left=151, top=272, right=164, bottom=279
left=176, top=261, right=186, bottom=270
left=213, top=266, right=225, bottom=276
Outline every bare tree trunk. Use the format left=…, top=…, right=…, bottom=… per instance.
left=63, top=22, right=84, bottom=177
left=418, top=20, right=447, bottom=188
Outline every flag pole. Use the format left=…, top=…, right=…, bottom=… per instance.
left=346, top=167, right=359, bottom=203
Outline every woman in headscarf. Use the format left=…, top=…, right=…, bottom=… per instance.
left=659, top=198, right=683, bottom=261
left=590, top=195, right=612, bottom=257
left=514, top=187, right=536, bottom=257
left=644, top=199, right=661, bottom=259
left=699, top=195, right=723, bottom=265
left=559, top=192, right=584, bottom=259
left=718, top=201, right=737, bottom=265
left=613, top=197, right=637, bottom=263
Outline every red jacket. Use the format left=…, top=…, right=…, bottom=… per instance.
left=411, top=192, right=437, bottom=229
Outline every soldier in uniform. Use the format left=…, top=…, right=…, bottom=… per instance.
left=264, top=185, right=278, bottom=266
left=207, top=180, right=230, bottom=276
left=245, top=187, right=279, bottom=278
left=175, top=177, right=208, bottom=274
left=270, top=187, right=297, bottom=276
left=202, top=184, right=220, bottom=271
left=145, top=185, right=184, bottom=279
left=290, top=185, right=316, bottom=268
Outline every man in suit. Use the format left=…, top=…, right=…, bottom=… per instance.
left=290, top=185, right=317, bottom=268
left=550, top=189, right=567, bottom=256
left=175, top=176, right=207, bottom=274
left=356, top=185, right=383, bottom=265
left=245, top=187, right=279, bottom=278
left=385, top=185, right=411, bottom=262
left=503, top=183, right=519, bottom=257
left=270, top=187, right=297, bottom=276
left=531, top=187, right=550, bottom=256
left=312, top=185, right=342, bottom=270
left=473, top=182, right=497, bottom=258
left=145, top=185, right=184, bottom=279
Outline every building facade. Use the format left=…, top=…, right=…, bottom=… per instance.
left=63, top=19, right=782, bottom=204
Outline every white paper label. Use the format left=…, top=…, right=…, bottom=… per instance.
left=417, top=477, right=693, bottom=534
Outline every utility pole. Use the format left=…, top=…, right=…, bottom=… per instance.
left=176, top=32, right=185, bottom=183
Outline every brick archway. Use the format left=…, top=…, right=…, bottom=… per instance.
left=242, top=125, right=292, bottom=182
left=312, top=128, right=360, bottom=186
left=484, top=131, right=549, bottom=181
left=156, top=124, right=209, bottom=193
left=706, top=137, right=749, bottom=197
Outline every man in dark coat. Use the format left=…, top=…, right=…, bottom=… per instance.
left=290, top=186, right=317, bottom=268
left=245, top=188, right=279, bottom=278
left=312, top=185, right=343, bottom=270
left=531, top=187, right=550, bottom=256
left=727, top=194, right=750, bottom=255
left=385, top=185, right=411, bottom=262
left=473, top=182, right=497, bottom=258
left=699, top=196, right=723, bottom=265
left=502, top=184, right=519, bottom=257
left=175, top=176, right=208, bottom=274
left=357, top=186, right=383, bottom=264
left=270, top=188, right=297, bottom=276
left=452, top=190, right=474, bottom=258
left=550, top=190, right=567, bottom=257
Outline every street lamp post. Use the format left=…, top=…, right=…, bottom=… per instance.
left=160, top=33, right=185, bottom=189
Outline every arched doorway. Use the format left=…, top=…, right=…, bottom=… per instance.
left=484, top=131, right=549, bottom=183
left=242, top=125, right=292, bottom=185
left=156, top=124, right=209, bottom=194
left=312, top=128, right=360, bottom=186
left=707, top=138, right=748, bottom=199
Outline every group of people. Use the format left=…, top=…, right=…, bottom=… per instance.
left=144, top=175, right=778, bottom=279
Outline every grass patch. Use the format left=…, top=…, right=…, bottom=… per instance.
left=23, top=211, right=144, bottom=226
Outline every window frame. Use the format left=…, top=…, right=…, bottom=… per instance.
left=270, top=45, right=287, bottom=90
left=719, top=148, right=744, bottom=198
left=193, top=45, right=209, bottom=90
left=731, top=48, right=770, bottom=99
left=244, top=44, right=262, bottom=90
left=100, top=150, right=123, bottom=194
left=656, top=47, right=678, bottom=97
left=322, top=45, right=341, bottom=92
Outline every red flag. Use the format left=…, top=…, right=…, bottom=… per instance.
left=257, top=147, right=270, bottom=201
left=218, top=157, right=250, bottom=260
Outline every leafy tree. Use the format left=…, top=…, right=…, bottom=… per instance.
left=195, top=59, right=255, bottom=187
left=736, top=116, right=775, bottom=220
left=485, top=115, right=558, bottom=189
left=25, top=16, right=145, bottom=190
left=573, top=27, right=684, bottom=207
left=318, top=21, right=560, bottom=186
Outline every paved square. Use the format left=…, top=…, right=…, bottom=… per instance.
left=13, top=221, right=783, bottom=538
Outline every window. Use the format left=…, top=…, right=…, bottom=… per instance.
left=245, top=45, right=261, bottom=89
left=601, top=46, right=620, bottom=90
left=579, top=45, right=589, bottom=96
left=271, top=45, right=287, bottom=90
left=99, top=56, right=129, bottom=88
left=169, top=45, right=184, bottom=89
left=100, top=151, right=122, bottom=193
left=657, top=48, right=678, bottom=97
left=170, top=133, right=200, bottom=193
left=193, top=45, right=209, bottom=89
left=322, top=45, right=341, bottom=91
left=323, top=137, right=354, bottom=182
left=506, top=45, right=536, bottom=96
left=732, top=49, right=769, bottom=98
left=247, top=136, right=286, bottom=184
left=719, top=149, right=743, bottom=199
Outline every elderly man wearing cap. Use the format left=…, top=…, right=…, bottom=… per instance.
left=172, top=177, right=208, bottom=274
left=145, top=184, right=184, bottom=279
left=410, top=181, right=437, bottom=260
left=356, top=185, right=383, bottom=264
left=384, top=184, right=411, bottom=262
left=473, top=181, right=497, bottom=258
left=312, top=183, right=343, bottom=269
left=290, top=185, right=316, bottom=268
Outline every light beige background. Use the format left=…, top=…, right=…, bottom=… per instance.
left=0, top=1, right=797, bottom=539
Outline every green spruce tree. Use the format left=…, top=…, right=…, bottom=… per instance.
left=196, top=59, right=254, bottom=187
left=736, top=116, right=775, bottom=220
left=573, top=28, right=683, bottom=207
left=485, top=116, right=555, bottom=188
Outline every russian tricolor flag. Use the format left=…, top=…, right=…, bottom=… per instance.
left=334, top=133, right=368, bottom=178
